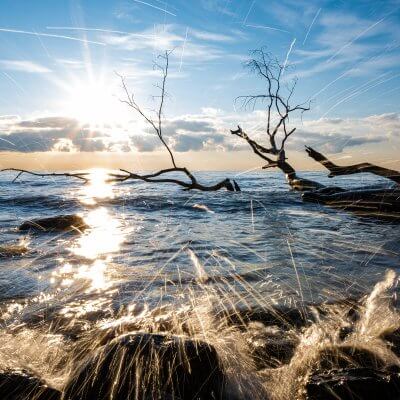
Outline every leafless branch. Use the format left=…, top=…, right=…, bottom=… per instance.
left=231, top=48, right=315, bottom=190
left=0, top=168, right=89, bottom=183
left=117, top=51, right=240, bottom=192
left=305, top=146, right=400, bottom=185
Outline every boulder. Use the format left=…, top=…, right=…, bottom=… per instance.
left=19, top=215, right=88, bottom=232
left=63, top=333, right=225, bottom=400
left=306, top=368, right=400, bottom=400
left=0, top=369, right=61, bottom=400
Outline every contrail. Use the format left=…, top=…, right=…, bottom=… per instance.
left=0, top=136, right=16, bottom=146
left=1, top=71, right=27, bottom=94
left=46, top=26, right=154, bottom=38
left=282, top=38, right=296, bottom=74
left=245, top=24, right=290, bottom=34
left=179, top=27, right=189, bottom=72
left=303, top=8, right=321, bottom=45
left=131, top=0, right=176, bottom=16
left=327, top=17, right=385, bottom=63
left=243, top=0, right=256, bottom=25
left=0, top=28, right=106, bottom=45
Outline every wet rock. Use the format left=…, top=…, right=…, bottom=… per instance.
left=0, top=243, right=29, bottom=257
left=63, top=333, right=225, bottom=400
left=246, top=323, right=298, bottom=369
left=306, top=368, right=400, bottom=400
left=382, top=329, right=400, bottom=357
left=316, top=346, right=387, bottom=370
left=19, top=215, right=88, bottom=232
left=0, top=369, right=61, bottom=400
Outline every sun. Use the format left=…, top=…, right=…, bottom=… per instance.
left=61, top=78, right=127, bottom=127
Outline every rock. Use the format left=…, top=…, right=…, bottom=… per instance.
left=315, top=346, right=386, bottom=370
left=0, top=369, right=61, bottom=400
left=305, top=345, right=400, bottom=399
left=302, top=187, right=400, bottom=218
left=63, top=333, right=225, bottom=400
left=306, top=368, right=400, bottom=400
left=0, top=243, right=28, bottom=257
left=245, top=323, right=298, bottom=369
left=19, top=215, right=88, bottom=232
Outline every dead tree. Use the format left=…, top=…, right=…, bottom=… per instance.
left=0, top=168, right=89, bottom=183
left=305, top=146, right=400, bottom=185
left=111, top=51, right=240, bottom=192
left=231, top=48, right=321, bottom=191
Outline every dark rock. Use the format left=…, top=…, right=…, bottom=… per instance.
left=246, top=324, right=298, bottom=369
left=306, top=368, right=400, bottom=400
left=316, top=346, right=386, bottom=370
left=19, top=215, right=88, bottom=232
left=302, top=187, right=400, bottom=218
left=0, top=369, right=61, bottom=400
left=381, top=329, right=400, bottom=357
left=63, top=333, right=225, bottom=400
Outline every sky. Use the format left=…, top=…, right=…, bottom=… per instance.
left=0, top=0, right=399, bottom=171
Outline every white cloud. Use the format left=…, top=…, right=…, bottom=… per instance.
left=0, top=60, right=51, bottom=74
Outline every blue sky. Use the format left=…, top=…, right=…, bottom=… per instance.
left=0, top=0, right=399, bottom=169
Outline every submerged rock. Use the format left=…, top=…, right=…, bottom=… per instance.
left=63, top=333, right=225, bottom=400
left=302, top=187, right=400, bottom=218
left=0, top=369, right=61, bottom=400
left=306, top=368, right=400, bottom=400
left=305, top=346, right=400, bottom=399
left=245, top=323, right=298, bottom=369
left=19, top=215, right=88, bottom=232
left=0, top=243, right=29, bottom=257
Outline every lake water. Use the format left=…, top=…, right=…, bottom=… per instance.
left=0, top=169, right=399, bottom=398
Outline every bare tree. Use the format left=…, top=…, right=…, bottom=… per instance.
left=1, top=52, right=240, bottom=192
left=0, top=168, right=89, bottom=183
left=230, top=48, right=322, bottom=191
left=112, top=51, right=240, bottom=192
left=305, top=146, right=400, bottom=185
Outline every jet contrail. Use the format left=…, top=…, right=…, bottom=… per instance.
left=179, top=27, right=189, bottom=72
left=46, top=26, right=154, bottom=38
left=245, top=24, right=291, bottom=34
left=327, top=17, right=385, bottom=63
left=0, top=28, right=106, bottom=45
left=243, top=0, right=256, bottom=25
left=303, top=8, right=321, bottom=45
left=282, top=38, right=296, bottom=74
left=1, top=71, right=27, bottom=94
left=131, top=0, right=176, bottom=16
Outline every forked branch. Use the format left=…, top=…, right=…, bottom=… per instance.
left=117, top=51, right=240, bottom=192
left=0, top=168, right=89, bottom=183
left=305, top=146, right=400, bottom=185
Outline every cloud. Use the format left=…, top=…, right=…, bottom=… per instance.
left=0, top=60, right=51, bottom=73
left=0, top=110, right=397, bottom=156
left=0, top=116, right=131, bottom=153
left=101, top=24, right=241, bottom=62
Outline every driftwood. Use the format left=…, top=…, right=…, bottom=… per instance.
left=305, top=146, right=400, bottom=185
left=0, top=168, right=89, bottom=183
left=301, top=147, right=400, bottom=218
left=113, top=51, right=240, bottom=192
left=109, top=168, right=240, bottom=192
left=231, top=49, right=322, bottom=191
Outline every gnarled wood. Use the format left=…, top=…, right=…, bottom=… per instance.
left=0, top=168, right=89, bottom=183
left=117, top=51, right=240, bottom=192
left=305, top=146, right=400, bottom=185
left=110, top=168, right=240, bottom=192
left=231, top=49, right=322, bottom=191
left=231, top=126, right=323, bottom=191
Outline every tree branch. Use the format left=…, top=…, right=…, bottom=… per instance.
left=0, top=168, right=89, bottom=183
left=305, top=146, right=400, bottom=185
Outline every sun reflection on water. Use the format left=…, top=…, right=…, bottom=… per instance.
left=52, top=168, right=127, bottom=295
left=80, top=168, right=114, bottom=206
